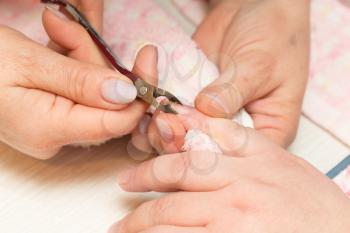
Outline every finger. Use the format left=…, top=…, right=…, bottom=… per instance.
left=24, top=44, right=157, bottom=111
left=246, top=85, right=301, bottom=147
left=47, top=40, right=67, bottom=54
left=29, top=52, right=136, bottom=110
left=116, top=193, right=214, bottom=233
left=43, top=6, right=107, bottom=66
left=43, top=0, right=103, bottom=56
left=192, top=2, right=238, bottom=64
left=67, top=45, right=158, bottom=152
left=148, top=113, right=186, bottom=154
left=132, top=45, right=158, bottom=87
left=3, top=87, right=144, bottom=158
left=195, top=50, right=276, bottom=119
left=118, top=151, right=236, bottom=192
left=138, top=226, right=209, bottom=233
left=52, top=98, right=147, bottom=145
left=173, top=105, right=281, bottom=157
left=82, top=44, right=158, bottom=140
left=131, top=114, right=153, bottom=153
left=71, top=0, right=104, bottom=33
left=126, top=44, right=160, bottom=149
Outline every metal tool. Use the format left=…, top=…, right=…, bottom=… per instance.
left=41, top=0, right=182, bottom=114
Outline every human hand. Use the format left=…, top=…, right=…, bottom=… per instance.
left=111, top=116, right=350, bottom=233
left=130, top=0, right=310, bottom=153
left=0, top=24, right=157, bottom=159
left=192, top=0, right=311, bottom=147
left=45, top=0, right=105, bottom=57
left=133, top=105, right=260, bottom=155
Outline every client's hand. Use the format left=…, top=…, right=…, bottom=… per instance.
left=110, top=109, right=350, bottom=232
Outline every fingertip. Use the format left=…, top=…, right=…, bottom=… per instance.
left=154, top=115, right=175, bottom=142
left=117, top=167, right=135, bottom=189
left=43, top=5, right=69, bottom=23
left=195, top=90, right=235, bottom=119
left=150, top=115, right=175, bottom=154
left=43, top=6, right=68, bottom=32
left=137, top=45, right=158, bottom=61
left=77, top=0, right=104, bottom=33
left=96, top=101, right=147, bottom=138
left=172, top=104, right=208, bottom=130
left=131, top=115, right=153, bottom=153
left=101, top=79, right=137, bottom=105
left=133, top=45, right=159, bottom=86
left=43, top=6, right=79, bottom=51
left=148, top=113, right=186, bottom=154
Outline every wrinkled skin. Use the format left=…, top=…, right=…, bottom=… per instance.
left=0, top=0, right=158, bottom=158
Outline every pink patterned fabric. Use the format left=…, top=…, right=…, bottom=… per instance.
left=306, top=0, right=350, bottom=146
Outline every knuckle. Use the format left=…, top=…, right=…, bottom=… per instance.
left=151, top=196, right=175, bottom=223
left=16, top=120, right=62, bottom=160
left=188, top=151, right=220, bottom=175
left=67, top=67, right=89, bottom=101
left=23, top=136, right=58, bottom=160
left=168, top=153, right=191, bottom=183
left=151, top=153, right=192, bottom=188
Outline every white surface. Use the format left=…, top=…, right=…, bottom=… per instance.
left=0, top=1, right=349, bottom=233
left=289, top=116, right=349, bottom=173
left=0, top=138, right=157, bottom=233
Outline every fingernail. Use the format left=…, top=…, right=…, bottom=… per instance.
left=102, top=79, right=137, bottom=104
left=142, top=45, right=158, bottom=68
left=155, top=118, right=174, bottom=141
left=117, top=168, right=134, bottom=186
left=134, top=45, right=158, bottom=80
left=45, top=5, right=69, bottom=21
left=136, top=44, right=158, bottom=64
left=172, top=104, right=190, bottom=115
left=203, top=92, right=231, bottom=117
left=139, top=115, right=151, bottom=135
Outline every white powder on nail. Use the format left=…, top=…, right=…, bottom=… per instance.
left=182, top=129, right=223, bottom=153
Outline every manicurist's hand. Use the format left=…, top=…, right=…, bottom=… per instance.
left=0, top=6, right=157, bottom=158
left=193, top=0, right=310, bottom=147
left=110, top=109, right=350, bottom=233
left=131, top=0, right=311, bottom=153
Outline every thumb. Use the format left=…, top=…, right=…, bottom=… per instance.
left=195, top=50, right=274, bottom=118
left=47, top=45, right=159, bottom=147
left=31, top=50, right=138, bottom=110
